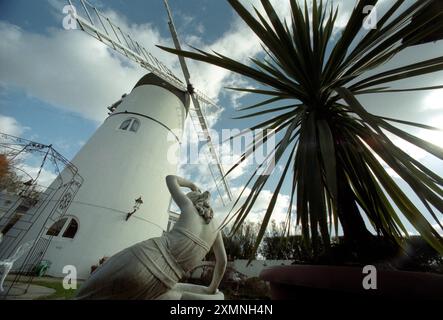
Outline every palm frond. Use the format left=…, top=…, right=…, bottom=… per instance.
left=161, top=0, right=443, bottom=256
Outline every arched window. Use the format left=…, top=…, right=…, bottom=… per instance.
left=62, top=219, right=78, bottom=239
left=119, top=118, right=140, bottom=133
left=46, top=218, right=68, bottom=237
left=46, top=217, right=79, bottom=239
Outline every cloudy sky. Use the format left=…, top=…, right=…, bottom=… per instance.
left=0, top=0, right=442, bottom=234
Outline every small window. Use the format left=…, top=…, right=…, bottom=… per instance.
left=119, top=118, right=140, bottom=133
left=130, top=119, right=140, bottom=132
left=119, top=119, right=131, bottom=131
left=62, top=219, right=78, bottom=239
left=46, top=218, right=68, bottom=237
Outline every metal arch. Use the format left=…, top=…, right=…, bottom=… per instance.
left=0, top=133, right=83, bottom=299
left=0, top=133, right=79, bottom=178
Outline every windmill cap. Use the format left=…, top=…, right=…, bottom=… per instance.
left=133, top=73, right=190, bottom=111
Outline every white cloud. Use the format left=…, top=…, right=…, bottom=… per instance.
left=195, top=23, right=205, bottom=35
left=0, top=114, right=29, bottom=136
left=183, top=15, right=262, bottom=103
left=0, top=21, right=145, bottom=122
left=0, top=1, right=262, bottom=134
left=17, top=163, right=58, bottom=188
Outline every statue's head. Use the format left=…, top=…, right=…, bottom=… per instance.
left=186, top=190, right=213, bottom=224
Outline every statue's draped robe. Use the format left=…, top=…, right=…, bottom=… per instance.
left=75, top=227, right=211, bottom=299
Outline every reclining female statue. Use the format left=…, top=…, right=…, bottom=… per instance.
left=75, top=175, right=227, bottom=299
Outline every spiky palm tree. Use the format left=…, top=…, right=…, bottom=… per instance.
left=161, top=0, right=443, bottom=259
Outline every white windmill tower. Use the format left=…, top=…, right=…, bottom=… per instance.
left=21, top=0, right=232, bottom=279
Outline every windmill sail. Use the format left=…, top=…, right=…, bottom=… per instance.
left=163, top=0, right=232, bottom=205
left=67, top=0, right=232, bottom=204
left=67, top=0, right=216, bottom=108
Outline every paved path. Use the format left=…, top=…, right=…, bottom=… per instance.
left=1, top=275, right=85, bottom=300
left=1, top=281, right=56, bottom=300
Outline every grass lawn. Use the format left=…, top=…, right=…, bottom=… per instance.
left=32, top=280, right=78, bottom=300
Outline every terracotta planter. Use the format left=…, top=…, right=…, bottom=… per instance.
left=260, top=265, right=443, bottom=300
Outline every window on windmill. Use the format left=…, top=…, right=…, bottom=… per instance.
left=46, top=218, right=68, bottom=237
left=119, top=118, right=140, bottom=133
left=62, top=218, right=78, bottom=239
left=119, top=119, right=131, bottom=131
left=129, top=119, right=140, bottom=132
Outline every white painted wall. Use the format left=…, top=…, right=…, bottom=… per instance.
left=22, top=81, right=187, bottom=279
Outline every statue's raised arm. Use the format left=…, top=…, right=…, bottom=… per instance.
left=165, top=175, right=200, bottom=209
